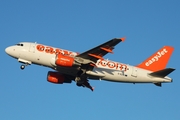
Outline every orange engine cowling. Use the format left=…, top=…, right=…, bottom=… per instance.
left=47, top=71, right=71, bottom=84
left=55, top=54, right=77, bottom=67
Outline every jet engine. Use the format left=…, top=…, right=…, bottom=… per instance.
left=47, top=71, right=72, bottom=84
left=55, top=54, right=80, bottom=67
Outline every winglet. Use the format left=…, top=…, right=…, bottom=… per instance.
left=137, top=46, right=174, bottom=71
left=120, top=37, right=126, bottom=42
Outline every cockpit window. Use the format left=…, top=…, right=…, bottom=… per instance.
left=16, top=44, right=24, bottom=46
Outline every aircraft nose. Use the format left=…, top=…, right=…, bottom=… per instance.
left=5, top=47, right=11, bottom=54
left=5, top=46, right=14, bottom=56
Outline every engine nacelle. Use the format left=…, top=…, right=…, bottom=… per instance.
left=55, top=54, right=80, bottom=67
left=47, top=71, right=71, bottom=84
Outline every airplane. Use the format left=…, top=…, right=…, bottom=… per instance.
left=5, top=38, right=175, bottom=91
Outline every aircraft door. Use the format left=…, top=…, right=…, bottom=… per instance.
left=29, top=43, right=36, bottom=53
left=131, top=67, right=138, bottom=77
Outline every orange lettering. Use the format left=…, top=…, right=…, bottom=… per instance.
left=118, top=64, right=127, bottom=71
left=108, top=62, right=116, bottom=68
left=36, top=45, right=45, bottom=52
left=63, top=50, right=69, bottom=55
left=45, top=47, right=54, bottom=54
left=36, top=44, right=75, bottom=56
left=100, top=60, right=107, bottom=66
left=55, top=49, right=62, bottom=54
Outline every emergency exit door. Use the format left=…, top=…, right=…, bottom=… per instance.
left=29, top=43, right=36, bottom=53
left=131, top=67, right=138, bottom=77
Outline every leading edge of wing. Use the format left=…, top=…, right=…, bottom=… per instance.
left=76, top=37, right=125, bottom=62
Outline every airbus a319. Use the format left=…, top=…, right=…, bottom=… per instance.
left=5, top=38, right=175, bottom=91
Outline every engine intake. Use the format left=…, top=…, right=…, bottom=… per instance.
left=47, top=71, right=71, bottom=84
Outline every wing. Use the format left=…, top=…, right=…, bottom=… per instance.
left=76, top=38, right=125, bottom=63
left=74, top=37, right=125, bottom=91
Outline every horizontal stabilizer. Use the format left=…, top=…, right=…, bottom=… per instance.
left=154, top=82, right=162, bottom=87
left=149, top=68, right=175, bottom=78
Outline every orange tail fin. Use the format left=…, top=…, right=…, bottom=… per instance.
left=136, top=46, right=174, bottom=71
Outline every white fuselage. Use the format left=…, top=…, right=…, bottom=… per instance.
left=5, top=42, right=172, bottom=84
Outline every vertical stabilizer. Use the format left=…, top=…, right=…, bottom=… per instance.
left=136, top=46, right=174, bottom=71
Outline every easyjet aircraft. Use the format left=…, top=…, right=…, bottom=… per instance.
left=5, top=38, right=175, bottom=91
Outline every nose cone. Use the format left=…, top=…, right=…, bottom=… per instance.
left=5, top=47, right=11, bottom=55
left=5, top=46, right=15, bottom=57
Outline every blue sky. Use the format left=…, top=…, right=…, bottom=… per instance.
left=0, top=0, right=180, bottom=119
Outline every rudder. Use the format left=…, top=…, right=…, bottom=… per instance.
left=136, top=46, right=174, bottom=71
